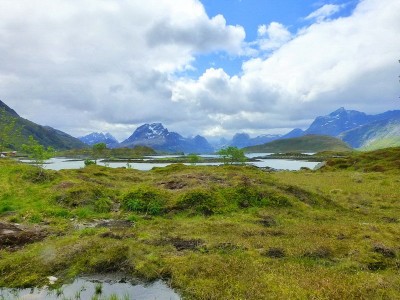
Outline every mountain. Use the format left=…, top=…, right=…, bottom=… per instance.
left=0, top=99, right=86, bottom=150
left=243, top=135, right=352, bottom=153
left=280, top=128, right=305, bottom=139
left=120, top=123, right=214, bottom=153
left=229, top=133, right=280, bottom=148
left=304, top=108, right=400, bottom=149
left=305, top=107, right=370, bottom=136
left=79, top=132, right=119, bottom=148
left=340, top=119, right=400, bottom=150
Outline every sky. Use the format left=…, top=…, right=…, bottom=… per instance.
left=0, top=0, right=399, bottom=141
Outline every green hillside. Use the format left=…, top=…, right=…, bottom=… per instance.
left=244, top=135, right=352, bottom=153
left=323, top=146, right=400, bottom=172
left=0, top=100, right=86, bottom=150
left=340, top=119, right=400, bottom=150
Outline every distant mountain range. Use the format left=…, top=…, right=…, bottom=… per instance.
left=226, top=108, right=400, bottom=150
left=302, top=108, right=400, bottom=149
left=243, top=135, right=352, bottom=153
left=79, top=132, right=119, bottom=148
left=227, top=133, right=280, bottom=148
left=0, top=100, right=86, bottom=150
left=2, top=97, right=399, bottom=153
left=119, top=123, right=214, bottom=154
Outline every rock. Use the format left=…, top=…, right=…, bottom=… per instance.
left=47, top=276, right=58, bottom=285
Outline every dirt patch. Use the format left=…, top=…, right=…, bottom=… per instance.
left=55, top=181, right=76, bottom=189
left=150, top=237, right=204, bottom=251
left=303, top=246, right=333, bottom=259
left=161, top=180, right=187, bottom=190
left=257, top=216, right=277, bottom=227
left=169, top=237, right=204, bottom=251
left=0, top=222, right=47, bottom=250
left=264, top=247, right=285, bottom=258
left=382, top=217, right=398, bottom=223
left=95, top=219, right=134, bottom=228
left=372, top=243, right=396, bottom=258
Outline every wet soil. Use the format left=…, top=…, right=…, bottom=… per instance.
left=0, top=222, right=47, bottom=250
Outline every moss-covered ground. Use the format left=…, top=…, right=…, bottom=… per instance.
left=0, top=148, right=399, bottom=299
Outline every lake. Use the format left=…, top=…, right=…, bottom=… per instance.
left=21, top=154, right=320, bottom=171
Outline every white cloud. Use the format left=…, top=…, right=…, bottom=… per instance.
left=0, top=0, right=399, bottom=141
left=257, top=22, right=292, bottom=51
left=305, top=4, right=343, bottom=22
left=173, top=0, right=400, bottom=137
left=0, top=0, right=245, bottom=138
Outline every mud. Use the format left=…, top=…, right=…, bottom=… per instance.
left=0, top=222, right=47, bottom=250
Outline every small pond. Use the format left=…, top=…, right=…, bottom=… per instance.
left=0, top=275, right=180, bottom=300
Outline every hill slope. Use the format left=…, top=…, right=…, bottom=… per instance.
left=0, top=100, right=86, bottom=150
left=324, top=146, right=400, bottom=172
left=339, top=119, right=400, bottom=150
left=243, top=135, right=352, bottom=153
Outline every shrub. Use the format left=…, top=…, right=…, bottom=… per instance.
left=122, top=186, right=167, bottom=215
left=231, top=185, right=292, bottom=209
left=84, top=159, right=96, bottom=166
left=55, top=185, right=109, bottom=208
left=177, top=189, right=221, bottom=215
left=94, top=197, right=113, bottom=213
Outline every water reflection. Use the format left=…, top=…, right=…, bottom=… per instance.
left=0, top=276, right=180, bottom=300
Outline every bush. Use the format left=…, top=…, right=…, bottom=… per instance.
left=177, top=189, right=221, bottom=215
left=84, top=159, right=96, bottom=166
left=55, top=185, right=109, bottom=208
left=233, top=185, right=265, bottom=208
left=122, top=186, right=167, bottom=215
left=94, top=197, right=113, bottom=213
left=230, top=184, right=291, bottom=209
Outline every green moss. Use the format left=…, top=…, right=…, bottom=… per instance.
left=122, top=186, right=169, bottom=215
left=0, top=152, right=399, bottom=299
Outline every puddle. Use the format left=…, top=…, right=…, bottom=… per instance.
left=0, top=275, right=180, bottom=300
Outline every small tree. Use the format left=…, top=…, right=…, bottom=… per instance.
left=217, top=146, right=246, bottom=164
left=0, top=107, right=21, bottom=152
left=188, top=153, right=200, bottom=165
left=22, top=136, right=55, bottom=169
left=92, top=142, right=107, bottom=164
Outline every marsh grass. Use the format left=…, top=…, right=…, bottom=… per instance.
left=0, top=154, right=399, bottom=299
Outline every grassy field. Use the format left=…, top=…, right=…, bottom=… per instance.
left=0, top=148, right=399, bottom=299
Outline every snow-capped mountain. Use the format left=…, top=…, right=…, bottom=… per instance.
left=120, top=123, right=214, bottom=154
left=305, top=107, right=370, bottom=136
left=79, top=132, right=119, bottom=148
left=302, top=108, right=400, bottom=148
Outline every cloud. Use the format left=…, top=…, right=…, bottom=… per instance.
left=305, top=4, right=343, bottom=22
left=0, top=0, right=245, bottom=139
left=172, top=0, right=400, bottom=137
left=0, top=0, right=398, bottom=141
left=147, top=14, right=245, bottom=54
left=256, top=22, right=292, bottom=51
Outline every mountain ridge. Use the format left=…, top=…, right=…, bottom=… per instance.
left=243, top=135, right=352, bottom=153
left=303, top=108, right=400, bottom=148
left=0, top=99, right=86, bottom=150
left=79, top=132, right=119, bottom=148
left=120, top=123, right=214, bottom=154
